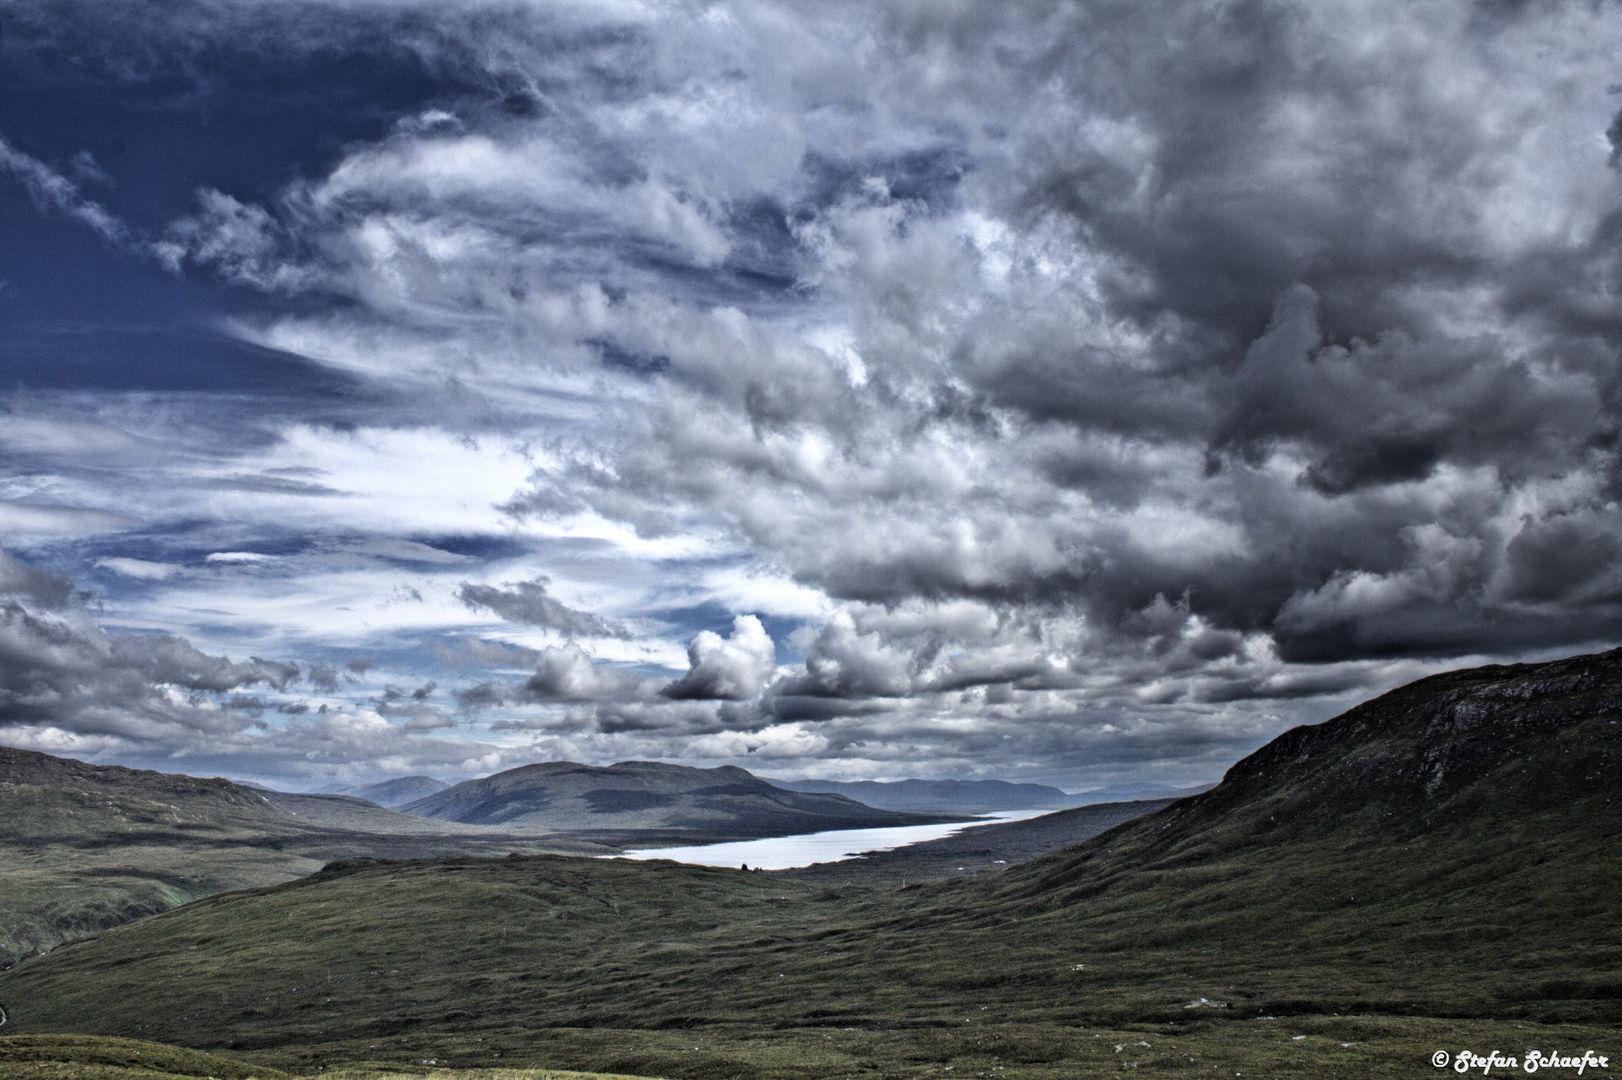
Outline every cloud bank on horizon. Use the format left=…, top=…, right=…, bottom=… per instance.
left=2, top=0, right=1620, bottom=790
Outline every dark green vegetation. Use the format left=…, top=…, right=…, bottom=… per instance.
left=0, top=753, right=959, bottom=969
left=0, top=748, right=608, bottom=967
left=0, top=1034, right=656, bottom=1080
left=0, top=1035, right=289, bottom=1080
left=4, top=649, right=1621, bottom=1078
left=400, top=760, right=964, bottom=837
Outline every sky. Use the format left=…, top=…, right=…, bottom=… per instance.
left=3, top=0, right=1622, bottom=793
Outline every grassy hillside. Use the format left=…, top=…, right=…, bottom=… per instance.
left=0, top=748, right=606, bottom=967
left=0, top=1035, right=657, bottom=1080
left=402, top=760, right=967, bottom=836
left=4, top=649, right=1620, bottom=1078
left=0, top=1035, right=289, bottom=1080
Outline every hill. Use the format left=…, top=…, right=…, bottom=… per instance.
left=400, top=759, right=966, bottom=838
left=769, top=776, right=1215, bottom=811
left=0, top=747, right=603, bottom=967
left=2, top=649, right=1619, bottom=1078
left=767, top=776, right=1076, bottom=811
left=311, top=776, right=450, bottom=809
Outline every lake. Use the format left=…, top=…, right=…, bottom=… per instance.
left=616, top=809, right=1051, bottom=869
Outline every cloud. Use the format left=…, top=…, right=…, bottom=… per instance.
left=96, top=557, right=180, bottom=580
left=664, top=615, right=776, bottom=701
left=458, top=578, right=628, bottom=639
left=0, top=134, right=124, bottom=242
left=306, top=661, right=342, bottom=693
left=340, top=538, right=466, bottom=564
left=7, top=1, right=1622, bottom=784
left=0, top=550, right=75, bottom=608
left=516, top=644, right=648, bottom=703
left=203, top=473, right=345, bottom=497
left=0, top=500, right=135, bottom=537
left=0, top=552, right=298, bottom=745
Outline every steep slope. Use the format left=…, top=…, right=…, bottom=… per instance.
left=942, top=647, right=1622, bottom=1019
left=401, top=759, right=966, bottom=837
left=996, top=645, right=1622, bottom=897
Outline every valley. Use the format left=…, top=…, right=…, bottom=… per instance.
left=2, top=650, right=1620, bottom=1078
left=0, top=752, right=969, bottom=968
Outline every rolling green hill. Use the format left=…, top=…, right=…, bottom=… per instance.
left=0, top=748, right=605, bottom=967
left=2, top=649, right=1619, bottom=1078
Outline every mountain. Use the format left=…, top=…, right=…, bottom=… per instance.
left=401, top=759, right=966, bottom=837
left=769, top=777, right=1215, bottom=811
left=768, top=776, right=1077, bottom=811
left=2, top=649, right=1619, bottom=1077
left=309, top=775, right=450, bottom=808
left=958, top=645, right=1622, bottom=1022
left=1063, top=780, right=1216, bottom=804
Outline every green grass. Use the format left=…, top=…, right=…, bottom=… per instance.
left=0, top=1034, right=290, bottom=1079
left=5, top=651, right=1622, bottom=1078
left=0, top=782, right=597, bottom=968
left=1, top=831, right=1617, bottom=1079
left=0, top=1035, right=658, bottom=1080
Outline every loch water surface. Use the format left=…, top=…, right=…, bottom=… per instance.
left=616, top=809, right=1050, bottom=869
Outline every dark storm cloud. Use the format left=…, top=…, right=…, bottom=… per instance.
left=306, top=661, right=342, bottom=692
left=457, top=578, right=628, bottom=639
left=8, top=0, right=1622, bottom=784
left=0, top=549, right=75, bottom=608
left=0, top=550, right=296, bottom=739
left=502, top=0, right=1622, bottom=672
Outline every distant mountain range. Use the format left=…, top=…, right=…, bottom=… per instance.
left=769, top=777, right=1075, bottom=810
left=289, top=771, right=1208, bottom=816
left=767, top=776, right=1212, bottom=811
left=400, top=759, right=964, bottom=837
left=310, top=775, right=451, bottom=808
